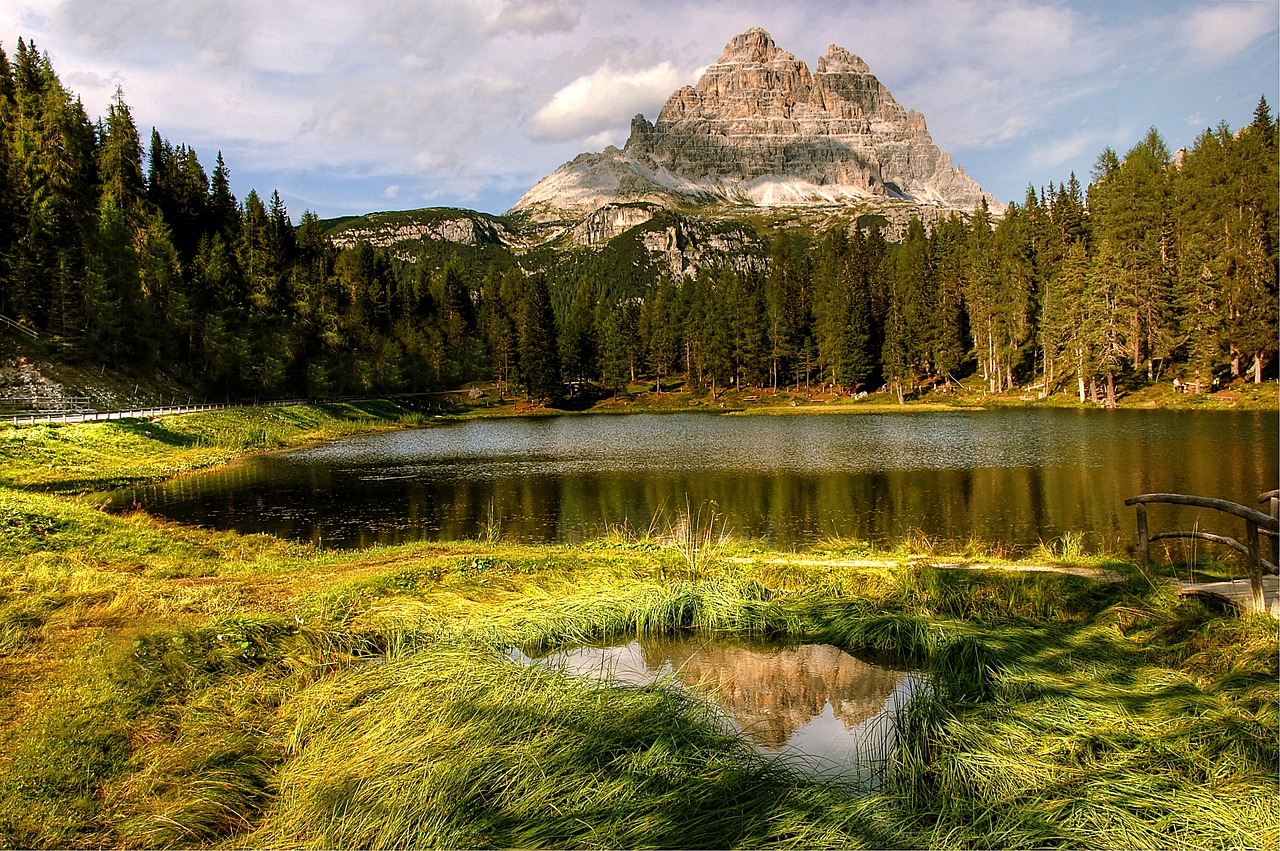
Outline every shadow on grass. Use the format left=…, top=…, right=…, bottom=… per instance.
left=256, top=647, right=899, bottom=849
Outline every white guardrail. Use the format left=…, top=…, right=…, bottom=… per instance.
left=6, top=399, right=308, bottom=425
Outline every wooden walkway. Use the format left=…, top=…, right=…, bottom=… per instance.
left=1126, top=491, right=1278, bottom=616
left=1175, top=575, right=1280, bottom=617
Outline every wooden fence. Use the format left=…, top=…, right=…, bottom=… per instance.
left=1125, top=491, right=1280, bottom=614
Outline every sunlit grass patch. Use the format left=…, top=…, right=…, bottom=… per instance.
left=0, top=426, right=1274, bottom=850
left=0, top=402, right=414, bottom=492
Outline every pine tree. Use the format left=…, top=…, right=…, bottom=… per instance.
left=931, top=214, right=970, bottom=383
left=881, top=261, right=910, bottom=404
left=728, top=266, right=768, bottom=388
left=894, top=217, right=937, bottom=391
left=517, top=273, right=560, bottom=401
left=964, top=202, right=1004, bottom=392
left=0, top=45, right=19, bottom=320
left=559, top=275, right=597, bottom=384
left=640, top=275, right=681, bottom=392
left=208, top=152, right=238, bottom=238
left=1090, top=128, right=1177, bottom=380
left=98, top=88, right=147, bottom=223
left=8, top=43, right=97, bottom=349
left=764, top=233, right=812, bottom=392
left=434, top=256, right=476, bottom=381
left=480, top=267, right=522, bottom=391
left=1083, top=239, right=1132, bottom=406
left=1175, top=232, right=1224, bottom=390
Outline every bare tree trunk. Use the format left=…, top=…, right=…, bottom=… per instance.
left=1105, top=370, right=1116, bottom=408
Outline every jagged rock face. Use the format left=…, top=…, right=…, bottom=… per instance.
left=511, top=27, right=998, bottom=219
left=570, top=204, right=657, bottom=246
left=330, top=211, right=512, bottom=261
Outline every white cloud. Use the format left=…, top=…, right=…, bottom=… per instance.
left=530, top=60, right=689, bottom=140
left=483, top=0, right=583, bottom=35
left=1181, top=2, right=1277, bottom=67
left=1029, top=130, right=1112, bottom=170
left=581, top=129, right=622, bottom=150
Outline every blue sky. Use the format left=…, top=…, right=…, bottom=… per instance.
left=3, top=0, right=1276, bottom=220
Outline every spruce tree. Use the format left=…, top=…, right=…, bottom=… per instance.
left=517, top=273, right=560, bottom=401
left=559, top=275, right=597, bottom=384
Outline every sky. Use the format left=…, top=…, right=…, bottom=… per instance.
left=2, top=0, right=1276, bottom=220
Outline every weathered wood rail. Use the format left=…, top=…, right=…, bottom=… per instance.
left=1125, top=491, right=1280, bottom=614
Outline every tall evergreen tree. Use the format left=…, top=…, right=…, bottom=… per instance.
left=517, top=273, right=560, bottom=401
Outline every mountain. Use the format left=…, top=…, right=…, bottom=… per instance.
left=323, top=27, right=1001, bottom=271
left=510, top=28, right=1000, bottom=224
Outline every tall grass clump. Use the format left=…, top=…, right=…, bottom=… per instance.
left=110, top=676, right=284, bottom=848
left=809, top=598, right=938, bottom=663
left=656, top=498, right=732, bottom=577
left=881, top=588, right=1279, bottom=850
left=0, top=698, right=134, bottom=848
left=493, top=579, right=804, bottom=657
left=888, top=562, right=1130, bottom=623
left=253, top=642, right=874, bottom=850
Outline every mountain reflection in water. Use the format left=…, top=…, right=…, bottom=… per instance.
left=510, top=637, right=924, bottom=783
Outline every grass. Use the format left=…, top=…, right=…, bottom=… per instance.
left=0, top=406, right=1274, bottom=849
left=0, top=400, right=417, bottom=492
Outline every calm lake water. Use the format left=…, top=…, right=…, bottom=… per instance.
left=509, top=637, right=923, bottom=785
left=110, top=409, right=1278, bottom=552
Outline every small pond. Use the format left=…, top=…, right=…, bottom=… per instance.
left=509, top=636, right=925, bottom=786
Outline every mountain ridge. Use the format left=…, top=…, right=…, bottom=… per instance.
left=510, top=27, right=1000, bottom=222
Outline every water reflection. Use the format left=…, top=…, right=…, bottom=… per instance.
left=509, top=637, right=924, bottom=784
left=109, top=409, right=1279, bottom=552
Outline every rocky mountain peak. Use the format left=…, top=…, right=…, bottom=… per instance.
left=718, top=26, right=793, bottom=64
left=818, top=45, right=870, bottom=75
left=510, top=28, right=1000, bottom=222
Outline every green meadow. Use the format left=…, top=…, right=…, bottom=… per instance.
left=0, top=404, right=1274, bottom=849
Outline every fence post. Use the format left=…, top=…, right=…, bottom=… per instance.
left=1135, top=503, right=1150, bottom=570
left=1246, top=520, right=1266, bottom=614
left=1266, top=490, right=1279, bottom=571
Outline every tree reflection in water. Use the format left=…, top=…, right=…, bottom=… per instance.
left=509, top=637, right=926, bottom=786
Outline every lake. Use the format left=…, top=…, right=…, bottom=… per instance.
left=110, top=408, right=1278, bottom=552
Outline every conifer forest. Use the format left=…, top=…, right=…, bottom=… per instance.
left=1, top=40, right=1275, bottom=406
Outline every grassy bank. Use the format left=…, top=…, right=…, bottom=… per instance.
left=0, top=400, right=422, bottom=492
left=0, top=407, right=1275, bottom=849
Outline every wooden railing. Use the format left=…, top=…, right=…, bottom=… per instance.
left=1125, top=491, right=1279, bottom=614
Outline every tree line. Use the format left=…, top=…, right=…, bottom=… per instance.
left=0, top=39, right=1275, bottom=404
